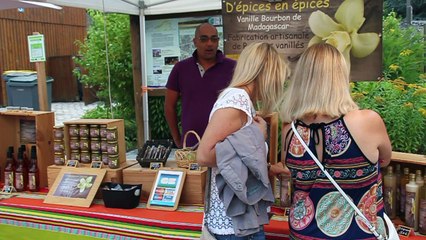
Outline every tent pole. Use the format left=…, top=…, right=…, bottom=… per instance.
left=139, top=6, right=150, bottom=142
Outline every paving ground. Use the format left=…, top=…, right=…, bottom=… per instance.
left=51, top=101, right=139, bottom=158
left=51, top=101, right=100, bottom=126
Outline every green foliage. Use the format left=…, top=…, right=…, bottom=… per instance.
left=351, top=80, right=426, bottom=154
left=351, top=12, right=426, bottom=154
left=149, top=97, right=170, bottom=139
left=82, top=104, right=138, bottom=150
left=74, top=10, right=134, bottom=111
left=148, top=97, right=181, bottom=140
left=382, top=12, right=424, bottom=84
left=384, top=0, right=426, bottom=19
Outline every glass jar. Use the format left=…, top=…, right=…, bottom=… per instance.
left=70, top=150, right=80, bottom=161
left=91, top=152, right=101, bottom=162
left=106, top=127, right=118, bottom=141
left=90, top=139, right=101, bottom=152
left=54, top=140, right=65, bottom=152
left=79, top=124, right=89, bottom=138
left=54, top=153, right=65, bottom=165
left=101, top=153, right=109, bottom=165
left=108, top=154, right=119, bottom=169
left=68, top=124, right=79, bottom=138
left=80, top=151, right=91, bottom=163
left=69, top=138, right=80, bottom=150
left=89, top=124, right=100, bottom=138
left=80, top=138, right=90, bottom=151
left=53, top=126, right=64, bottom=140
left=100, top=125, right=108, bottom=138
left=107, top=141, right=119, bottom=155
left=100, top=139, right=108, bottom=152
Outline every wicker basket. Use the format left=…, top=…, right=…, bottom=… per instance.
left=175, top=130, right=201, bottom=168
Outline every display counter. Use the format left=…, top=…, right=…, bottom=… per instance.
left=0, top=193, right=289, bottom=239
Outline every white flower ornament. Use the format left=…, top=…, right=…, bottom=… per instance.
left=76, top=176, right=93, bottom=193
left=308, top=0, right=380, bottom=70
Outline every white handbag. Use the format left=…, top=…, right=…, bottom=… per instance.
left=291, top=122, right=399, bottom=240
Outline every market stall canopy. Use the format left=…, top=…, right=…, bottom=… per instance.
left=44, top=0, right=221, bottom=15
left=0, top=0, right=62, bottom=10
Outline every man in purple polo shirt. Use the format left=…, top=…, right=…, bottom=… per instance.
left=165, top=23, right=236, bottom=148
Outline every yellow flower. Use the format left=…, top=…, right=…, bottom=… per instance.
left=394, top=85, right=405, bottom=91
left=351, top=92, right=364, bottom=101
left=404, top=102, right=413, bottom=108
left=400, top=49, right=414, bottom=56
left=414, top=88, right=426, bottom=96
left=392, top=78, right=407, bottom=86
left=308, top=0, right=380, bottom=70
left=389, top=64, right=400, bottom=71
left=419, top=108, right=426, bottom=117
left=374, top=96, right=385, bottom=104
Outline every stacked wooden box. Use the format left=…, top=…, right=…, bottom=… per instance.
left=0, top=110, right=54, bottom=188
left=123, top=160, right=207, bottom=205
left=47, top=119, right=137, bottom=189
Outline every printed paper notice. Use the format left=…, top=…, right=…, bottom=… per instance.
left=28, top=34, right=46, bottom=62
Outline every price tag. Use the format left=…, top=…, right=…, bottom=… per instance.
left=1, top=186, right=15, bottom=194
left=66, top=160, right=79, bottom=168
left=188, top=163, right=201, bottom=171
left=396, top=225, right=413, bottom=236
left=150, top=162, right=163, bottom=170
left=90, top=161, right=103, bottom=169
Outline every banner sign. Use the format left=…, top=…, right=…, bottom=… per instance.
left=222, top=0, right=382, bottom=81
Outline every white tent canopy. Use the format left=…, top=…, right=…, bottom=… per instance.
left=45, top=0, right=221, bottom=15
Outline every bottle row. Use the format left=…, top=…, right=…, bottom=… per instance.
left=383, top=164, right=426, bottom=234
left=2, top=145, right=40, bottom=192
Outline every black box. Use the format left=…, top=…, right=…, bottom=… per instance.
left=102, top=183, right=142, bottom=209
left=136, top=139, right=173, bottom=168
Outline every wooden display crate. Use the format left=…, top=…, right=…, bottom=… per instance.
left=47, top=160, right=138, bottom=189
left=63, top=119, right=126, bottom=164
left=123, top=164, right=207, bottom=205
left=0, top=110, right=54, bottom=188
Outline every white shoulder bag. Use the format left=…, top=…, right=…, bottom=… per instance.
left=291, top=122, right=399, bottom=240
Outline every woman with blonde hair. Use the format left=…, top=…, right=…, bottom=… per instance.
left=270, top=43, right=392, bottom=239
left=197, top=42, right=289, bottom=239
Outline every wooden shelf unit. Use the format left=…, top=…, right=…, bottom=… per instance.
left=63, top=119, right=127, bottom=165
left=0, top=110, right=54, bottom=188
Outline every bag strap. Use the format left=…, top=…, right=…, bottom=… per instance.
left=183, top=130, right=201, bottom=149
left=290, top=121, right=385, bottom=240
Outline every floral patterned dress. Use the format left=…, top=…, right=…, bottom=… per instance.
left=285, top=118, right=387, bottom=240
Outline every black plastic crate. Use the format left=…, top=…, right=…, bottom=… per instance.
left=136, top=139, right=173, bottom=168
left=102, top=183, right=142, bottom=209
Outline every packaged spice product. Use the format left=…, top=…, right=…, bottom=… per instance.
left=54, top=153, right=65, bottom=165
left=80, top=138, right=90, bottom=151
left=68, top=124, right=79, bottom=138
left=80, top=151, right=91, bottom=163
left=69, top=138, right=80, bottom=150
left=100, top=125, right=107, bottom=138
left=53, top=126, right=64, bottom=140
left=90, top=124, right=100, bottom=138
left=79, top=124, right=89, bottom=138
left=90, top=139, right=101, bottom=152
left=54, top=140, right=65, bottom=152
left=106, top=127, right=118, bottom=141
left=107, top=141, right=119, bottom=155
left=108, top=154, right=119, bottom=169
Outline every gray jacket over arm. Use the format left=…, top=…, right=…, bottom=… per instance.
left=215, top=123, right=275, bottom=237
